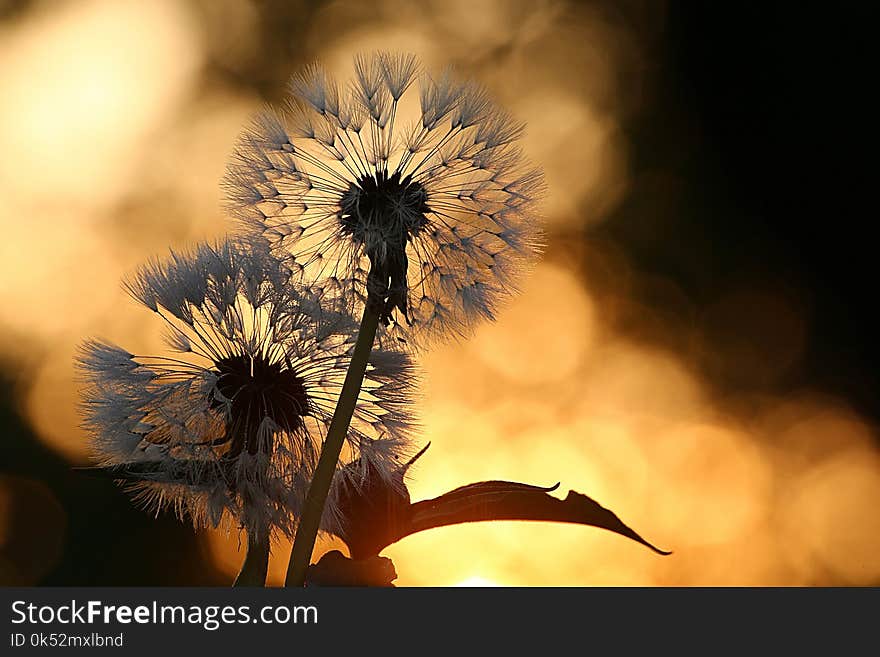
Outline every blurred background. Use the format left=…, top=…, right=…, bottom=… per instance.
left=1, top=0, right=877, bottom=586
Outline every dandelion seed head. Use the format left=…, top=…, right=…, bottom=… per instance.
left=77, top=239, right=417, bottom=539
left=224, top=52, right=545, bottom=349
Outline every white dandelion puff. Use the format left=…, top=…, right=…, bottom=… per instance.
left=224, top=52, right=546, bottom=348
left=77, top=239, right=417, bottom=540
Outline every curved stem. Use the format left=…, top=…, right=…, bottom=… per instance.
left=233, top=529, right=270, bottom=587
left=285, top=304, right=381, bottom=586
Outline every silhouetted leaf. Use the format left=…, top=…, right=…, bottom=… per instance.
left=406, top=483, right=671, bottom=555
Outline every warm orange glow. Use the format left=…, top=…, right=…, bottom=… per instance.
left=2, top=0, right=878, bottom=586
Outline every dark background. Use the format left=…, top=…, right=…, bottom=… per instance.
left=618, top=3, right=876, bottom=419
left=0, top=0, right=874, bottom=585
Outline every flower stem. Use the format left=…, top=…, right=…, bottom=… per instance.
left=285, top=303, right=380, bottom=586
left=233, top=529, right=270, bottom=586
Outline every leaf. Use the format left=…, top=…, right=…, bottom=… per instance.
left=73, top=461, right=224, bottom=487
left=404, top=482, right=671, bottom=555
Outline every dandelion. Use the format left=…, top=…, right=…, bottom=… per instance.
left=76, top=239, right=416, bottom=581
left=224, top=54, right=544, bottom=585
left=224, top=52, right=545, bottom=347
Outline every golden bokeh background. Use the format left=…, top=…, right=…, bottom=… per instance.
left=1, top=0, right=878, bottom=586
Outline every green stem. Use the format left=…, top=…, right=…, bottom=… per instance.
left=285, top=303, right=381, bottom=586
left=233, top=529, right=270, bottom=587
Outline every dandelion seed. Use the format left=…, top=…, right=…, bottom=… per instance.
left=77, top=239, right=417, bottom=540
left=224, top=52, right=545, bottom=347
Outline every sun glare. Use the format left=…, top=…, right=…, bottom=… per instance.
left=455, top=577, right=502, bottom=587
